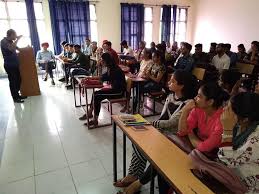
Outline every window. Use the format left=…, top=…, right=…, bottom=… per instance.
left=144, top=7, right=153, bottom=48
left=159, top=7, right=188, bottom=43
left=0, top=1, right=45, bottom=48
left=34, top=2, right=47, bottom=44
left=89, top=4, right=98, bottom=42
left=175, top=8, right=187, bottom=43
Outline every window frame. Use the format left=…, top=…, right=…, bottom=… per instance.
left=89, top=3, right=98, bottom=42
left=144, top=6, right=153, bottom=48
left=159, top=7, right=188, bottom=43
left=175, top=7, right=188, bottom=43
left=0, top=1, right=45, bottom=47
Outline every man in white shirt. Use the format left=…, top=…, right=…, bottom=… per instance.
left=121, top=40, right=134, bottom=56
left=83, top=38, right=92, bottom=56
left=211, top=43, right=230, bottom=72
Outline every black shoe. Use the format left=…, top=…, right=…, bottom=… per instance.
left=14, top=99, right=24, bottom=103
left=51, top=80, right=55, bottom=85
left=79, top=114, right=87, bottom=120
left=18, top=95, right=27, bottom=99
left=66, top=84, right=73, bottom=89
left=58, top=77, right=65, bottom=82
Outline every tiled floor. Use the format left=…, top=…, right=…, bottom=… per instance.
left=0, top=77, right=159, bottom=194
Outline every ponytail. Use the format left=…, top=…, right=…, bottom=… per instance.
left=201, top=82, right=230, bottom=108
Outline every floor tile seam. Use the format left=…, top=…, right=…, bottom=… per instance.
left=34, top=165, right=69, bottom=177
left=0, top=175, right=34, bottom=186
left=54, top=121, right=79, bottom=194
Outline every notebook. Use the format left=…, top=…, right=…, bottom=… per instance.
left=119, top=114, right=150, bottom=126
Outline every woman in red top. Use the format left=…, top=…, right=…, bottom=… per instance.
left=157, top=83, right=230, bottom=194
left=178, top=82, right=229, bottom=152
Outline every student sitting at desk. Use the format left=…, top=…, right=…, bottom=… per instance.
left=102, top=41, right=120, bottom=65
left=36, top=42, right=55, bottom=85
left=57, top=41, right=68, bottom=82
left=64, top=44, right=90, bottom=88
left=91, top=41, right=98, bottom=57
left=120, top=83, right=229, bottom=194
left=219, top=92, right=259, bottom=194
left=114, top=70, right=198, bottom=193
left=133, top=50, right=165, bottom=111
left=243, top=41, right=259, bottom=65
left=79, top=53, right=126, bottom=126
left=178, top=82, right=229, bottom=152
left=174, top=42, right=194, bottom=72
left=142, top=50, right=165, bottom=92
left=58, top=41, right=68, bottom=59
left=137, top=48, right=153, bottom=78
left=83, top=38, right=92, bottom=56
left=121, top=40, right=134, bottom=57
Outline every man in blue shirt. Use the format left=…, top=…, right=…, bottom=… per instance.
left=174, top=42, right=194, bottom=72
left=1, top=29, right=26, bottom=103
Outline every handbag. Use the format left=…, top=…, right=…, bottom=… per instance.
left=166, top=134, right=235, bottom=194
left=189, top=149, right=248, bottom=194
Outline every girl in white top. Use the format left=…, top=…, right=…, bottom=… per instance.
left=138, top=48, right=153, bottom=78
left=220, top=92, right=259, bottom=193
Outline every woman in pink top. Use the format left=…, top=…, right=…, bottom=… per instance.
left=178, top=82, right=230, bottom=152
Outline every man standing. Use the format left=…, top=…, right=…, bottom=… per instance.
left=1, top=29, right=26, bottom=103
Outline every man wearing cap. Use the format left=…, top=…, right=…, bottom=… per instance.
left=36, top=42, right=56, bottom=85
left=0, top=29, right=26, bottom=103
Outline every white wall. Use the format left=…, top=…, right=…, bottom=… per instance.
left=96, top=0, right=194, bottom=51
left=193, top=0, right=259, bottom=52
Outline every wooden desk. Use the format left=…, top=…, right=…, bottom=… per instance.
left=73, top=75, right=89, bottom=107
left=125, top=74, right=147, bottom=114
left=76, top=77, right=111, bottom=129
left=112, top=115, right=214, bottom=194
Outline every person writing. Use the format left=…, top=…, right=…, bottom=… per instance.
left=0, top=29, right=26, bottom=103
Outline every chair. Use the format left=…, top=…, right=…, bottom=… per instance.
left=236, top=63, right=254, bottom=75
left=38, top=61, right=57, bottom=80
left=106, top=77, right=132, bottom=124
left=144, top=74, right=173, bottom=116
left=192, top=67, right=206, bottom=81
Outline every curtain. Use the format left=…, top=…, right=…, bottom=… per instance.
left=25, top=0, right=40, bottom=56
left=121, top=3, right=144, bottom=50
left=161, top=5, right=171, bottom=42
left=48, top=0, right=91, bottom=54
left=172, top=5, right=177, bottom=42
